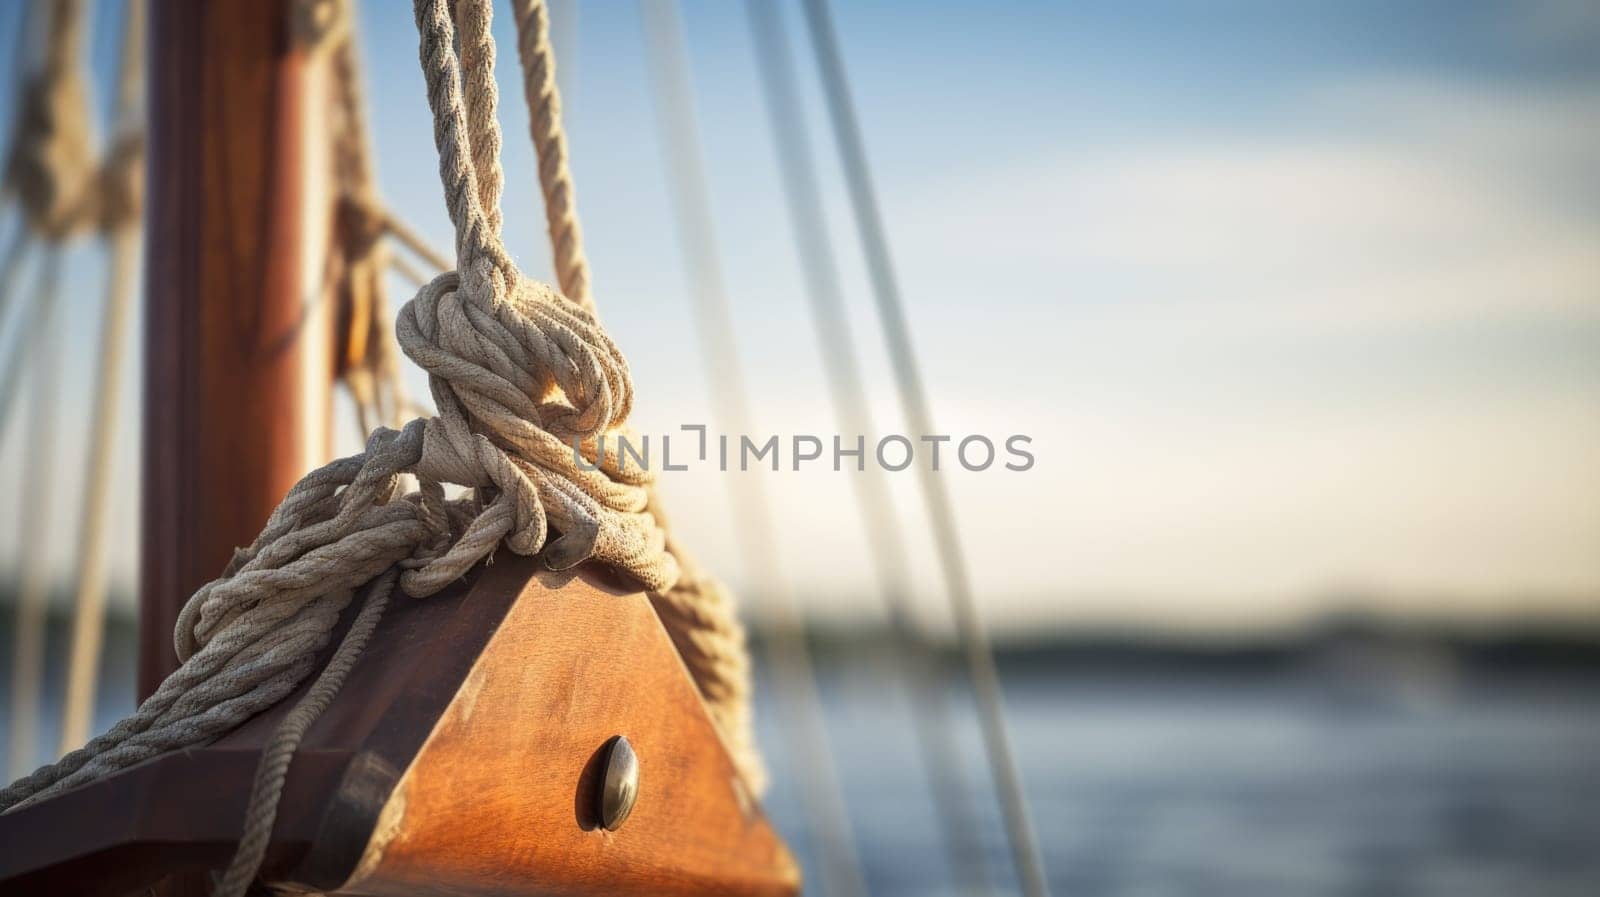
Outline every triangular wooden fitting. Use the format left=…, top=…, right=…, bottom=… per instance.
left=0, top=557, right=799, bottom=896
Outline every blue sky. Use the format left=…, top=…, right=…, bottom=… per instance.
left=2, top=0, right=1597, bottom=633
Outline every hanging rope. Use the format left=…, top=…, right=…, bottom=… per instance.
left=512, top=0, right=590, bottom=306
left=58, top=0, right=147, bottom=758
left=510, top=0, right=764, bottom=792
left=6, top=0, right=682, bottom=847
left=4, top=7, right=767, bottom=897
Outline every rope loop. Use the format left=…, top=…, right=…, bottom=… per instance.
left=2, top=0, right=698, bottom=842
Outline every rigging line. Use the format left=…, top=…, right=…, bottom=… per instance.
left=744, top=3, right=995, bottom=893
left=7, top=246, right=62, bottom=780
left=798, top=1, right=1052, bottom=895
left=0, top=230, right=41, bottom=441
left=637, top=3, right=869, bottom=897
left=0, top=221, right=32, bottom=342
left=58, top=0, right=145, bottom=759
left=380, top=211, right=453, bottom=275
left=58, top=228, right=138, bottom=754
left=389, top=250, right=430, bottom=290
left=513, top=0, right=592, bottom=307
left=111, top=0, right=144, bottom=129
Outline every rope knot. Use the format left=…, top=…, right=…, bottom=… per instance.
left=393, top=265, right=675, bottom=593
left=397, top=265, right=633, bottom=442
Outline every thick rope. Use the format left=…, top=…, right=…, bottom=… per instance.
left=4, top=0, right=676, bottom=862
left=5, top=8, right=763, bottom=897
left=215, top=570, right=397, bottom=897
left=510, top=0, right=763, bottom=793
left=511, top=0, right=590, bottom=306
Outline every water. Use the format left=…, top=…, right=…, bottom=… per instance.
left=5, top=619, right=1599, bottom=896
left=757, top=664, right=1600, bottom=897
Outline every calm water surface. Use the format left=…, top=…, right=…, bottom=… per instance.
left=757, top=664, right=1600, bottom=897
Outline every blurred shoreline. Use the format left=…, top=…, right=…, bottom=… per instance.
left=4, top=587, right=1599, bottom=681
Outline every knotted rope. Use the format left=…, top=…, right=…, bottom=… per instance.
left=512, top=0, right=590, bottom=306
left=5, top=0, right=673, bottom=859
left=5, top=3, right=765, bottom=894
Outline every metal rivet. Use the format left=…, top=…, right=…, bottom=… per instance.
left=600, top=735, right=639, bottom=831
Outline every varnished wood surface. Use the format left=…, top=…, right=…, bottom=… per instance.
left=0, top=558, right=798, bottom=897
left=338, top=565, right=799, bottom=897
left=141, top=0, right=329, bottom=697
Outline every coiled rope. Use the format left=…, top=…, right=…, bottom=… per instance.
left=0, top=4, right=771, bottom=896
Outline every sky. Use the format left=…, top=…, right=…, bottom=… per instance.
left=0, top=0, right=1597, bottom=634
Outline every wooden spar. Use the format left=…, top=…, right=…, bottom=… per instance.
left=140, top=0, right=333, bottom=697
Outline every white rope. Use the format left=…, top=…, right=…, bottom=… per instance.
left=3, top=7, right=678, bottom=895
left=3, top=8, right=768, bottom=897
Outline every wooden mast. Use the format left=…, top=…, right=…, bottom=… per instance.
left=140, top=0, right=332, bottom=697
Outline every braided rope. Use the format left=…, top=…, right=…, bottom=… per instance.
left=4, top=6, right=766, bottom=896
left=512, top=0, right=591, bottom=306
left=3, top=6, right=679, bottom=897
